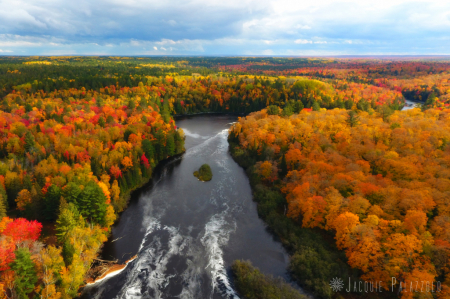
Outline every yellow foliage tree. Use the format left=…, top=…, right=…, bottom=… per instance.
left=111, top=180, right=120, bottom=203
left=121, top=156, right=133, bottom=171
left=16, top=189, right=32, bottom=211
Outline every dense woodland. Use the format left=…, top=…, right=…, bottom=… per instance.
left=0, top=56, right=450, bottom=299
left=229, top=108, right=450, bottom=298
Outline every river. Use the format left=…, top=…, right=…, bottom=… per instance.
left=83, top=115, right=297, bottom=299
left=402, top=99, right=420, bottom=110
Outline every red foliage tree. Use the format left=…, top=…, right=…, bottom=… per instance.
left=110, top=165, right=122, bottom=179
left=141, top=153, right=150, bottom=169
left=0, top=237, right=15, bottom=271
left=2, top=218, right=42, bottom=244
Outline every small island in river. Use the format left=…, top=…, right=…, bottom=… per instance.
left=193, top=164, right=213, bottom=181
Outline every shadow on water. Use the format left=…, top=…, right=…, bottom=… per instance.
left=101, top=156, right=184, bottom=263
left=83, top=115, right=306, bottom=299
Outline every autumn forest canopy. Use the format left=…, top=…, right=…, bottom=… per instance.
left=1, top=56, right=450, bottom=298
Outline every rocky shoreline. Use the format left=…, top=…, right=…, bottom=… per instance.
left=85, top=255, right=137, bottom=286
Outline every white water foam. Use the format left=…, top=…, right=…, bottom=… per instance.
left=138, top=218, right=162, bottom=252
left=213, top=130, right=233, bottom=173
left=182, top=128, right=209, bottom=139
left=113, top=223, right=192, bottom=299
left=177, top=257, right=204, bottom=299
left=184, top=129, right=228, bottom=158
left=201, top=212, right=239, bottom=299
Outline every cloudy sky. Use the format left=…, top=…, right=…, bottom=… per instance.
left=0, top=0, right=449, bottom=55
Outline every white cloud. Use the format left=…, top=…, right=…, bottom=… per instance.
left=295, top=39, right=312, bottom=44
left=155, top=39, right=177, bottom=45
left=153, top=46, right=157, bottom=50
left=294, top=24, right=311, bottom=30
left=263, top=39, right=278, bottom=44
left=314, top=41, right=327, bottom=44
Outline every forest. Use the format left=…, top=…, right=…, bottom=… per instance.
left=229, top=108, right=450, bottom=298
left=0, top=56, right=450, bottom=299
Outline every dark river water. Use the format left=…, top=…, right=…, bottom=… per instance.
left=83, top=115, right=298, bottom=299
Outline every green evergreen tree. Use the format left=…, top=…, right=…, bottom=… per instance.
left=267, top=105, right=279, bottom=115
left=126, top=171, right=134, bottom=189
left=43, top=184, right=61, bottom=221
left=142, top=139, right=154, bottom=160
left=6, top=175, right=21, bottom=208
left=62, top=182, right=82, bottom=206
left=77, top=181, right=107, bottom=225
left=62, top=240, right=76, bottom=266
left=91, top=158, right=102, bottom=178
left=36, top=99, right=43, bottom=110
left=29, top=184, right=43, bottom=220
left=0, top=195, right=6, bottom=220
left=132, top=163, right=140, bottom=185
left=128, top=99, right=136, bottom=110
left=96, top=97, right=104, bottom=107
left=422, top=92, right=437, bottom=110
left=162, top=112, right=171, bottom=124
left=56, top=202, right=84, bottom=242
left=98, top=116, right=106, bottom=128
left=378, top=105, right=393, bottom=122
left=106, top=115, right=115, bottom=124
left=119, top=176, right=128, bottom=192
left=346, top=110, right=360, bottom=127
left=293, top=100, right=304, bottom=113
left=280, top=153, right=287, bottom=177
left=344, top=99, right=353, bottom=109
left=25, top=103, right=32, bottom=113
left=174, top=131, right=184, bottom=154
left=336, top=99, right=345, bottom=109
left=35, top=172, right=46, bottom=188
left=10, top=247, right=38, bottom=299
left=356, top=98, right=369, bottom=112
left=0, top=184, right=8, bottom=210
left=155, top=130, right=166, bottom=160
left=23, top=175, right=32, bottom=191
left=166, top=134, right=176, bottom=157
left=312, top=101, right=321, bottom=111
left=282, top=104, right=293, bottom=117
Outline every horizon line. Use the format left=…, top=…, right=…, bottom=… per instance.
left=1, top=54, right=450, bottom=58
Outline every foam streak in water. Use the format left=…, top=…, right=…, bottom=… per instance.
left=115, top=224, right=189, bottom=299
left=185, top=129, right=228, bottom=158
left=182, top=128, right=209, bottom=139
left=201, top=212, right=239, bottom=299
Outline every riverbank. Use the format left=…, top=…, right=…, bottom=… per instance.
left=232, top=260, right=307, bottom=299
left=81, top=150, right=186, bottom=288
left=85, top=255, right=137, bottom=286
left=114, top=150, right=186, bottom=213
left=228, top=140, right=350, bottom=298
